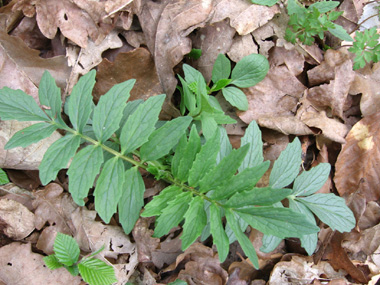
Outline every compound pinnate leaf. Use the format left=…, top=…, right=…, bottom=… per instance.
left=43, top=255, right=63, bottom=270
left=94, top=157, right=125, bottom=223
left=239, top=121, right=264, bottom=172
left=39, top=134, right=81, bottom=185
left=212, top=54, right=231, bottom=83
left=141, top=185, right=182, bottom=217
left=171, top=135, right=187, bottom=179
left=140, top=116, right=193, bottom=161
left=236, top=206, right=320, bottom=238
left=181, top=196, right=207, bottom=250
left=5, top=122, right=57, bottom=149
left=199, top=144, right=249, bottom=193
left=225, top=209, right=259, bottom=268
left=188, top=130, right=220, bottom=187
left=225, top=187, right=292, bottom=208
left=120, top=94, right=165, bottom=154
left=53, top=233, right=80, bottom=267
left=38, top=71, right=62, bottom=120
left=68, top=70, right=96, bottom=132
left=153, top=191, right=192, bottom=238
left=209, top=203, right=229, bottom=262
left=230, top=54, right=269, bottom=88
left=67, top=145, right=104, bottom=206
left=0, top=88, right=49, bottom=121
left=92, top=79, right=135, bottom=142
left=78, top=258, right=117, bottom=285
left=211, top=162, right=270, bottom=200
left=118, top=167, right=145, bottom=234
left=116, top=99, right=144, bottom=137
left=221, top=86, right=248, bottom=111
left=269, top=138, right=302, bottom=189
left=293, top=163, right=331, bottom=196
left=297, top=193, right=356, bottom=232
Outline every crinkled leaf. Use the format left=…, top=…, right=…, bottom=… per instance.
left=141, top=185, right=183, bottom=217
left=188, top=130, right=220, bottom=187
left=67, top=145, right=103, bottom=206
left=236, top=206, right=320, bottom=238
left=153, top=192, right=192, bottom=238
left=199, top=144, right=249, bottom=193
left=225, top=209, right=259, bottom=268
left=0, top=169, right=9, bottom=185
left=328, top=24, right=354, bottom=42
left=140, top=116, right=193, bottom=161
left=181, top=196, right=207, bottom=250
left=120, top=94, right=165, bottom=154
left=239, top=121, right=264, bottom=172
left=94, top=157, right=125, bottom=223
left=225, top=187, right=292, bottom=208
left=5, top=122, right=57, bottom=149
left=68, top=70, right=96, bottom=132
left=222, top=86, right=248, bottom=111
left=0, top=88, right=49, bottom=121
left=38, top=71, right=62, bottom=120
left=293, top=163, right=331, bottom=196
left=118, top=167, right=145, bottom=234
left=230, top=54, right=269, bottom=88
left=297, top=193, right=356, bottom=232
left=53, top=233, right=80, bottom=267
left=39, top=134, right=81, bottom=185
left=212, top=54, right=231, bottom=83
left=211, top=161, right=270, bottom=200
left=78, top=258, right=117, bottom=285
left=269, top=138, right=302, bottom=188
left=43, top=255, right=63, bottom=270
left=92, top=79, right=134, bottom=142
left=209, top=203, right=229, bottom=262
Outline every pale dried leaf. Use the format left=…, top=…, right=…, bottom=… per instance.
left=0, top=198, right=34, bottom=239
left=0, top=242, right=81, bottom=284
left=342, top=224, right=380, bottom=256
left=227, top=34, right=258, bottom=63
left=334, top=112, right=380, bottom=201
left=132, top=217, right=160, bottom=263
left=257, top=116, right=312, bottom=136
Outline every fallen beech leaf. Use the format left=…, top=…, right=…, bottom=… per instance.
left=0, top=121, right=62, bottom=170
left=6, top=169, right=41, bottom=190
left=342, top=223, right=380, bottom=256
left=93, top=48, right=163, bottom=103
left=132, top=217, right=160, bottom=263
left=0, top=242, right=81, bottom=284
left=358, top=201, right=380, bottom=230
left=152, top=234, right=183, bottom=269
left=227, top=34, right=258, bottom=63
left=269, top=46, right=305, bottom=77
left=257, top=116, right=312, bottom=136
left=334, top=112, right=380, bottom=201
left=0, top=198, right=34, bottom=239
left=0, top=183, right=34, bottom=211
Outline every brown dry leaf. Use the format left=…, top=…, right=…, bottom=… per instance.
left=342, top=223, right=380, bottom=257
left=190, top=19, right=235, bottom=82
left=228, top=261, right=258, bottom=284
left=132, top=217, right=160, bottom=263
left=249, top=229, right=285, bottom=261
left=136, top=0, right=213, bottom=117
left=358, top=201, right=380, bottom=230
left=211, top=0, right=279, bottom=35
left=307, top=50, right=355, bottom=119
left=257, top=116, right=312, bottom=136
left=227, top=34, right=258, bottom=63
left=0, top=242, right=82, bottom=284
left=334, top=112, right=380, bottom=201
left=152, top=234, right=183, bottom=269
left=268, top=255, right=349, bottom=284
left=0, top=198, right=35, bottom=239
left=349, top=62, right=380, bottom=117
left=5, top=169, right=40, bottom=191
left=0, top=183, right=34, bottom=211
left=0, top=31, right=70, bottom=97
left=93, top=48, right=163, bottom=103
left=0, top=121, right=62, bottom=170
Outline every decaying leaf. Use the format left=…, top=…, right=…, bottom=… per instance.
left=0, top=198, right=35, bottom=239
left=334, top=112, right=380, bottom=201
left=0, top=242, right=82, bottom=284
left=132, top=217, right=160, bottom=263
left=227, top=34, right=258, bottom=63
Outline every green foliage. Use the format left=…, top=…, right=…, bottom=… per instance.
left=0, top=69, right=355, bottom=269
left=0, top=169, right=9, bottom=185
left=285, top=0, right=353, bottom=45
left=349, top=27, right=380, bottom=69
left=251, top=0, right=279, bottom=7
left=43, top=232, right=117, bottom=285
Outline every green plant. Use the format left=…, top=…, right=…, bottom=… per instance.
left=177, top=53, right=269, bottom=138
left=0, top=168, right=9, bottom=185
left=285, top=0, right=353, bottom=45
left=0, top=68, right=355, bottom=268
left=43, top=232, right=117, bottom=285
left=349, top=27, right=380, bottom=69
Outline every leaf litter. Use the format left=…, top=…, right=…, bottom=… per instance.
left=0, top=0, right=380, bottom=283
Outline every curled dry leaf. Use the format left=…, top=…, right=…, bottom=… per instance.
left=342, top=223, right=380, bottom=257
left=132, top=217, right=160, bottom=263
left=0, top=198, right=35, bottom=239
left=0, top=121, right=62, bottom=170
left=0, top=242, right=82, bottom=284
left=334, top=112, right=380, bottom=201
left=227, top=34, right=258, bottom=63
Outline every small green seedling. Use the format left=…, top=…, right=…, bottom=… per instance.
left=43, top=232, right=117, bottom=285
left=349, top=27, right=380, bottom=69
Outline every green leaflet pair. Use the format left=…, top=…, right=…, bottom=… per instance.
left=0, top=70, right=355, bottom=268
